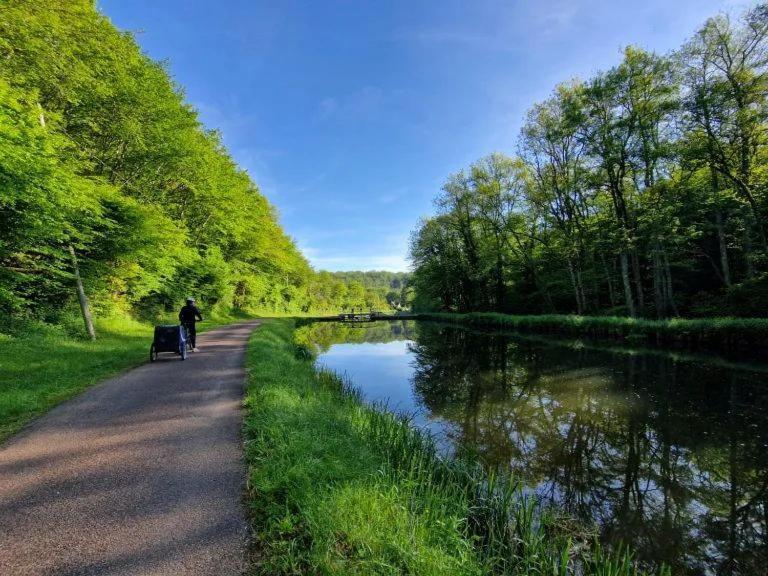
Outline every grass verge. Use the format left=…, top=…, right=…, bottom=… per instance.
left=243, top=319, right=663, bottom=575
left=420, top=311, right=768, bottom=352
left=0, top=310, right=245, bottom=442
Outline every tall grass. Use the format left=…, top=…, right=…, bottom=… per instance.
left=420, top=311, right=768, bottom=352
left=243, top=319, right=665, bottom=575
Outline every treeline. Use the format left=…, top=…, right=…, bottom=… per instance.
left=328, top=271, right=411, bottom=309
left=302, top=271, right=408, bottom=313
left=410, top=5, right=768, bottom=318
left=0, top=1, right=374, bottom=326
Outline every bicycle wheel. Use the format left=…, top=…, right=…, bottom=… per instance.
left=150, top=344, right=158, bottom=362
left=180, top=342, right=187, bottom=360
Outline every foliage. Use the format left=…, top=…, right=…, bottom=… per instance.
left=410, top=5, right=768, bottom=319
left=302, top=271, right=409, bottom=314
left=0, top=1, right=388, bottom=328
left=329, top=271, right=412, bottom=310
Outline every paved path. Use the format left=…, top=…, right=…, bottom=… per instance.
left=0, top=321, right=259, bottom=576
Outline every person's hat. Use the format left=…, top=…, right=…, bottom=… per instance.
left=186, top=297, right=195, bottom=302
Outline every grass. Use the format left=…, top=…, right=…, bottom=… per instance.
left=0, top=309, right=246, bottom=442
left=243, top=319, right=664, bottom=575
left=419, top=311, right=768, bottom=352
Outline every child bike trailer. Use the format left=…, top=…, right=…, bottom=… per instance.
left=150, top=325, right=187, bottom=362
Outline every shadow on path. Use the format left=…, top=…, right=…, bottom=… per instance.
left=0, top=321, right=259, bottom=576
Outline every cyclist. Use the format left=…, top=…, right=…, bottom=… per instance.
left=178, top=297, right=203, bottom=351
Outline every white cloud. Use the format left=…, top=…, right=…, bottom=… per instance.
left=297, top=228, right=411, bottom=272
left=378, top=187, right=409, bottom=204
left=309, top=253, right=410, bottom=273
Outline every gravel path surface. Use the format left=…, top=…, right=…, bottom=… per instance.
left=0, top=320, right=259, bottom=576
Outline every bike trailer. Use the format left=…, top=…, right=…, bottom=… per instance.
left=150, top=324, right=187, bottom=362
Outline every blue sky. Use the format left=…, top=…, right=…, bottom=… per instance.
left=99, top=0, right=750, bottom=272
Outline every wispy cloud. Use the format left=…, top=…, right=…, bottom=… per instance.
left=377, top=187, right=410, bottom=205
left=394, top=0, right=585, bottom=52
left=309, top=253, right=411, bottom=272
left=318, top=96, right=339, bottom=119
left=396, top=27, right=518, bottom=52
left=316, top=85, right=387, bottom=121
left=541, top=2, right=579, bottom=31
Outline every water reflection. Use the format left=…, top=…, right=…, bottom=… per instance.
left=300, top=320, right=768, bottom=575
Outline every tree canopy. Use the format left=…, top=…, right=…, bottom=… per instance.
left=0, top=0, right=395, bottom=322
left=410, top=4, right=768, bottom=318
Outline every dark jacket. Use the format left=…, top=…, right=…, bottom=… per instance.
left=179, top=304, right=203, bottom=324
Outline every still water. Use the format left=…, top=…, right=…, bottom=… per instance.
left=298, top=320, right=768, bottom=576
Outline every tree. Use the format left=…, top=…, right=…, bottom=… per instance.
left=521, top=83, right=592, bottom=313
left=410, top=5, right=768, bottom=319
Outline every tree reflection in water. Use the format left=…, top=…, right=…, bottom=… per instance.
left=307, top=320, right=768, bottom=575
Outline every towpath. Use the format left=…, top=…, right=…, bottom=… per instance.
left=0, top=320, right=259, bottom=575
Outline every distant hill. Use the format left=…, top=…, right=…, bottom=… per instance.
left=327, top=271, right=411, bottom=310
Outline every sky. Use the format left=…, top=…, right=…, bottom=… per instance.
left=99, top=0, right=752, bottom=272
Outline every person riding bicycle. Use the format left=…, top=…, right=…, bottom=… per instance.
left=178, top=297, right=203, bottom=350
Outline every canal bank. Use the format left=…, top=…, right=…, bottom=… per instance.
left=243, top=319, right=659, bottom=575
left=301, top=319, right=768, bottom=575
left=420, top=312, right=768, bottom=354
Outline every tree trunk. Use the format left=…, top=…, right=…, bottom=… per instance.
left=576, top=264, right=587, bottom=314
left=68, top=245, right=96, bottom=340
left=631, top=251, right=644, bottom=313
left=662, top=247, right=678, bottom=316
left=716, top=211, right=732, bottom=287
left=530, top=264, right=555, bottom=313
left=566, top=258, right=584, bottom=315
left=743, top=214, right=755, bottom=280
left=653, top=246, right=665, bottom=318
left=39, top=107, right=95, bottom=339
left=495, top=252, right=505, bottom=312
left=653, top=241, right=676, bottom=318
left=620, top=252, right=635, bottom=317
left=601, top=254, right=617, bottom=307
left=740, top=184, right=767, bottom=251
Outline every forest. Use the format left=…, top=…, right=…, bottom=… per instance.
left=0, top=0, right=392, bottom=330
left=410, top=4, right=768, bottom=318
left=328, top=271, right=411, bottom=309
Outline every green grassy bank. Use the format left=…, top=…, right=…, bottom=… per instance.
left=0, top=312, right=243, bottom=442
left=243, top=319, right=662, bottom=575
left=419, top=312, right=768, bottom=352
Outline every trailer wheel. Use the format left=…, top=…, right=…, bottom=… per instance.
left=150, top=344, right=158, bottom=362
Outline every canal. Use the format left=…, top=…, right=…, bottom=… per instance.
left=296, top=319, right=768, bottom=576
